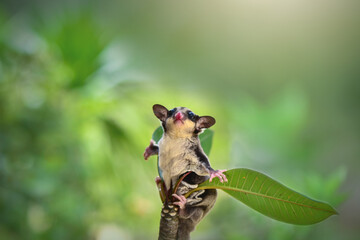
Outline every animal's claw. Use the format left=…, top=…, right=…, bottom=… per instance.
left=209, top=169, right=228, bottom=183
left=172, top=194, right=187, bottom=209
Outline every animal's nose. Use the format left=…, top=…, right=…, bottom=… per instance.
left=175, top=112, right=183, bottom=120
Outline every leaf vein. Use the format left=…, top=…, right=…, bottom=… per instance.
left=194, top=186, right=336, bottom=213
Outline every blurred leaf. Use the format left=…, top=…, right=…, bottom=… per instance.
left=186, top=168, right=337, bottom=225
left=50, top=12, right=109, bottom=88
left=102, top=118, right=129, bottom=148
left=304, top=167, right=347, bottom=206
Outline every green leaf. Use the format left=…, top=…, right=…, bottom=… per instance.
left=199, top=129, right=213, bottom=156
left=185, top=168, right=337, bottom=225
left=151, top=127, right=214, bottom=156
left=152, top=126, right=163, bottom=143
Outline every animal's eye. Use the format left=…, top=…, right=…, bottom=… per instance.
left=188, top=111, right=195, bottom=119
left=168, top=109, right=175, bottom=116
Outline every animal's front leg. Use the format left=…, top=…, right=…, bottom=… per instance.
left=143, top=139, right=159, bottom=160
left=193, top=163, right=228, bottom=183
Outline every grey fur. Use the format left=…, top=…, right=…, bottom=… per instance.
left=158, top=135, right=212, bottom=190
left=175, top=177, right=217, bottom=240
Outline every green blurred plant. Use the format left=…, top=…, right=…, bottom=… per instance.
left=0, top=3, right=349, bottom=240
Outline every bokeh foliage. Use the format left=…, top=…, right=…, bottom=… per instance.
left=0, top=1, right=359, bottom=240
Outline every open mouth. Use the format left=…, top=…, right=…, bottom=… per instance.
left=174, top=112, right=184, bottom=124
left=174, top=119, right=184, bottom=124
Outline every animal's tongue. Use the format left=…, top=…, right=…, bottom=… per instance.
left=175, top=112, right=183, bottom=121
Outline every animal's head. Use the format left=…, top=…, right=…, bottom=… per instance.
left=153, top=104, right=215, bottom=138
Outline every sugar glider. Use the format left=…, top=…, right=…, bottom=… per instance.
left=144, top=104, right=227, bottom=239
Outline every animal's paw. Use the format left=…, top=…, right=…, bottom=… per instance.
left=155, top=176, right=162, bottom=185
left=143, top=139, right=157, bottom=160
left=172, top=194, right=187, bottom=210
left=209, top=169, right=228, bottom=183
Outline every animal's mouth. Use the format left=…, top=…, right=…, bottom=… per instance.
left=174, top=112, right=184, bottom=124
left=174, top=119, right=184, bottom=124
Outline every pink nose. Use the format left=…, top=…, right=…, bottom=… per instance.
left=175, top=112, right=183, bottom=120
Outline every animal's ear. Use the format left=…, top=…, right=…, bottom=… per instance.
left=153, top=104, right=168, bottom=122
left=196, top=116, right=216, bottom=129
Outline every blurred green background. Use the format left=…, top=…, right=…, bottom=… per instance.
left=0, top=0, right=359, bottom=239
